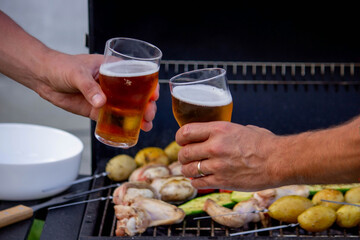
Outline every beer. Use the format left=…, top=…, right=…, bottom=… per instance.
left=171, top=84, right=233, bottom=126
left=95, top=60, right=159, bottom=148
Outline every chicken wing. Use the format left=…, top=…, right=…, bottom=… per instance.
left=112, top=181, right=159, bottom=205
left=114, top=197, right=185, bottom=236
left=253, top=185, right=309, bottom=208
left=151, top=176, right=197, bottom=203
left=114, top=204, right=150, bottom=236
left=129, top=164, right=171, bottom=183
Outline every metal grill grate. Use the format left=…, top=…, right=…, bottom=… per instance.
left=78, top=173, right=360, bottom=239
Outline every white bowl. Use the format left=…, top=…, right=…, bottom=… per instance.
left=0, top=123, right=83, bottom=201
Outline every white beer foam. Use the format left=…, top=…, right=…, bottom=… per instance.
left=172, top=84, right=232, bottom=107
left=100, top=60, right=158, bottom=77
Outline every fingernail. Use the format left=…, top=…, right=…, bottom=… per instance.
left=91, top=94, right=103, bottom=107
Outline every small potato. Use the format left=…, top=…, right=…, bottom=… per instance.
left=105, top=154, right=137, bottom=181
left=344, top=187, right=360, bottom=204
left=312, top=189, right=344, bottom=210
left=298, top=205, right=336, bottom=232
left=336, top=203, right=360, bottom=228
left=164, top=141, right=182, bottom=163
left=135, top=147, right=169, bottom=167
left=268, top=195, right=313, bottom=223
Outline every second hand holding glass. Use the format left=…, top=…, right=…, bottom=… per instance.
left=169, top=68, right=233, bottom=192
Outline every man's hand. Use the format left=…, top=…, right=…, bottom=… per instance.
left=176, top=121, right=281, bottom=191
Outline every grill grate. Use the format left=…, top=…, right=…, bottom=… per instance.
left=79, top=173, right=360, bottom=239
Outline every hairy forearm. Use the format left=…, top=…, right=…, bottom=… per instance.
left=272, top=116, right=360, bottom=185
left=0, top=11, right=56, bottom=90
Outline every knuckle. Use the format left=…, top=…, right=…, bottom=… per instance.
left=182, top=124, right=192, bottom=137
left=181, top=146, right=191, bottom=161
left=212, top=121, right=228, bottom=132
left=191, top=178, right=207, bottom=189
left=211, top=161, right=223, bottom=171
left=207, top=142, right=222, bottom=157
left=180, top=165, right=188, bottom=177
left=180, top=163, right=195, bottom=178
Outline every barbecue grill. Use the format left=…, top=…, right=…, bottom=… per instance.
left=79, top=59, right=360, bottom=239
left=83, top=2, right=360, bottom=239
left=1, top=2, right=360, bottom=240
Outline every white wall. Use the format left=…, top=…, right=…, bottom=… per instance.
left=0, top=0, right=92, bottom=174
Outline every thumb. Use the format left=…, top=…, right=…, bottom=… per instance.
left=76, top=72, right=106, bottom=108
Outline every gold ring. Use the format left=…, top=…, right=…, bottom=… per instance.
left=197, top=161, right=206, bottom=177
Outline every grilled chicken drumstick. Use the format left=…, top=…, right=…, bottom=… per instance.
left=114, top=197, right=185, bottom=236
left=151, top=176, right=197, bottom=203
left=112, top=181, right=159, bottom=205
left=203, top=185, right=309, bottom=228
left=129, top=164, right=171, bottom=183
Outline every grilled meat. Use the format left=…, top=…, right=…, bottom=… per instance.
left=112, top=182, right=159, bottom=205
left=151, top=176, right=197, bottom=203
left=203, top=198, right=247, bottom=228
left=254, top=185, right=309, bottom=208
left=114, top=197, right=185, bottom=236
left=129, top=164, right=171, bottom=183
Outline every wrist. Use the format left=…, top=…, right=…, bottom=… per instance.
left=265, top=132, right=312, bottom=186
left=264, top=135, right=290, bottom=187
left=36, top=49, right=64, bottom=85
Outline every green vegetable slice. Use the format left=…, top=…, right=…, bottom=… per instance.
left=307, top=183, right=360, bottom=195
left=231, top=191, right=254, bottom=202
left=178, top=192, right=235, bottom=215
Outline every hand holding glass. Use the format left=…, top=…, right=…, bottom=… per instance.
left=95, top=37, right=162, bottom=148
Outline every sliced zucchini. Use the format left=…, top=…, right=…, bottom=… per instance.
left=178, top=192, right=235, bottom=215
left=307, top=183, right=360, bottom=195
left=231, top=191, right=254, bottom=202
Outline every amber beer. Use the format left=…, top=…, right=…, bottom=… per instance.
left=95, top=60, right=159, bottom=148
left=172, top=84, right=233, bottom=126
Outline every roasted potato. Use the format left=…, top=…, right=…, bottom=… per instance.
left=298, top=205, right=336, bottom=232
left=312, top=189, right=344, bottom=210
left=164, top=141, right=182, bottom=163
left=336, top=203, right=360, bottom=228
left=135, top=147, right=169, bottom=166
left=344, top=187, right=360, bottom=204
left=105, top=154, right=137, bottom=181
left=268, top=195, right=313, bottom=223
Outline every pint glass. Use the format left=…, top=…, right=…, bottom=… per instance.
left=95, top=37, right=162, bottom=148
left=169, top=68, right=233, bottom=127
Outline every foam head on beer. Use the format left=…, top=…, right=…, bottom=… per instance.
left=99, top=60, right=159, bottom=77
left=172, top=84, right=232, bottom=107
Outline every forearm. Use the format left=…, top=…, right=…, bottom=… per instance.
left=0, top=11, right=56, bottom=91
left=272, top=116, right=360, bottom=185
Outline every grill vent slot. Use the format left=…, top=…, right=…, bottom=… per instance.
left=160, top=61, right=360, bottom=86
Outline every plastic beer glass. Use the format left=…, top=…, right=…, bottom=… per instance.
left=95, top=37, right=162, bottom=148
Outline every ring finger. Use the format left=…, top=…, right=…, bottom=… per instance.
left=181, top=160, right=211, bottom=178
